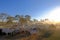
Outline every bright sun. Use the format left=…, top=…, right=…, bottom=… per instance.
left=45, top=6, right=60, bottom=22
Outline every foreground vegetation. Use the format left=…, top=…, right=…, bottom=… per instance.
left=0, top=13, right=59, bottom=40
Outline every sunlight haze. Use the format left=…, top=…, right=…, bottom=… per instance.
left=43, top=6, right=60, bottom=22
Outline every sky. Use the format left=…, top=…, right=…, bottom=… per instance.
left=0, top=0, right=60, bottom=20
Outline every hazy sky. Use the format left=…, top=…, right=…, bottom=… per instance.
left=0, top=0, right=60, bottom=20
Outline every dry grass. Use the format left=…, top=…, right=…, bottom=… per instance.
left=0, top=22, right=59, bottom=40
left=20, top=34, right=38, bottom=40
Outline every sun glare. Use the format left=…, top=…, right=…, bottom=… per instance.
left=45, top=6, right=60, bottom=22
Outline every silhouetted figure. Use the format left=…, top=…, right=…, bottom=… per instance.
left=0, top=29, right=3, bottom=36
left=8, top=32, right=16, bottom=36
left=8, top=32, right=11, bottom=36
left=0, top=29, right=6, bottom=36
left=2, top=32, right=6, bottom=36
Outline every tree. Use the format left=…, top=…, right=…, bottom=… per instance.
left=15, top=15, right=20, bottom=20
left=33, top=19, right=38, bottom=22
left=0, top=13, right=9, bottom=22
left=33, top=19, right=38, bottom=24
left=19, top=15, right=27, bottom=30
left=25, top=15, right=31, bottom=25
left=6, top=16, right=14, bottom=24
left=25, top=15, right=31, bottom=21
